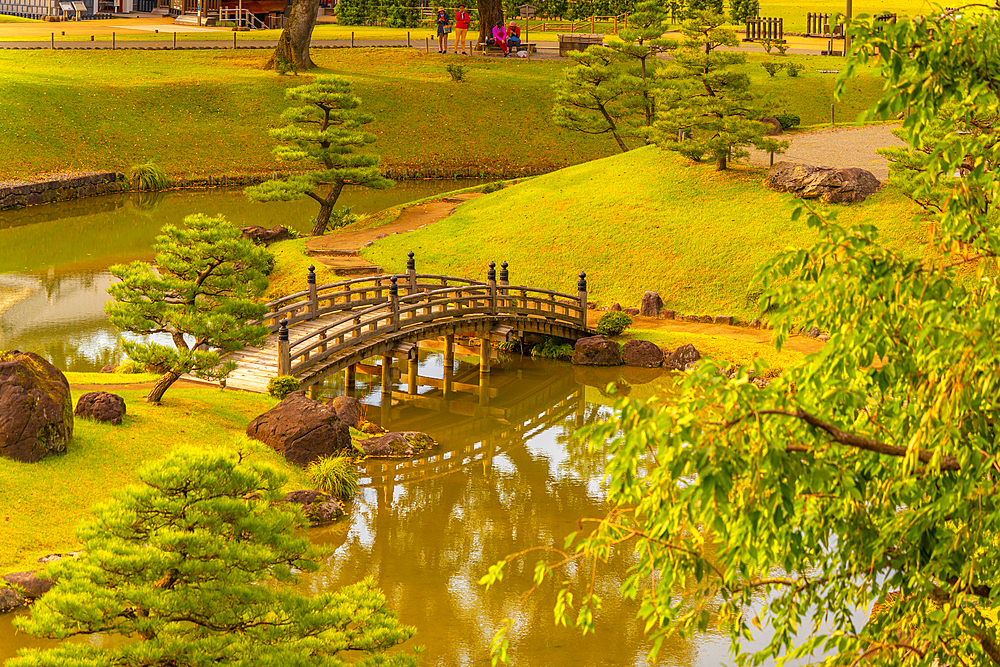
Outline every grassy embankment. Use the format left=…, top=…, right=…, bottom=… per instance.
left=0, top=378, right=292, bottom=573
left=0, top=48, right=887, bottom=182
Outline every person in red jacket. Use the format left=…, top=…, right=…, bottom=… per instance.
left=454, top=3, right=471, bottom=55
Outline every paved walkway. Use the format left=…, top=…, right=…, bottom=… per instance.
left=747, top=123, right=906, bottom=179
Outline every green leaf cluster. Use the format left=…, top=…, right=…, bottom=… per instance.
left=10, top=449, right=418, bottom=667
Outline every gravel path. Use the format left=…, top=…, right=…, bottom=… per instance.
left=747, top=124, right=906, bottom=180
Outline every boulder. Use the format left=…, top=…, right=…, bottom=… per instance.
left=327, top=395, right=362, bottom=428
left=639, top=291, right=664, bottom=317
left=624, top=308, right=640, bottom=316
left=622, top=339, right=663, bottom=368
left=699, top=315, right=713, bottom=323
left=0, top=586, right=25, bottom=612
left=609, top=303, right=622, bottom=312
left=2, top=571, right=52, bottom=598
left=665, top=343, right=702, bottom=371
left=660, top=310, right=676, bottom=320
left=685, top=314, right=700, bottom=322
left=571, top=335, right=623, bottom=366
left=74, top=391, right=126, bottom=426
left=359, top=431, right=435, bottom=457
left=239, top=225, right=292, bottom=245
left=749, top=318, right=762, bottom=329
left=284, top=490, right=343, bottom=526
left=245, top=391, right=352, bottom=466
left=766, top=162, right=881, bottom=204
left=714, top=315, right=734, bottom=326
left=804, top=326, right=821, bottom=338
left=758, top=116, right=783, bottom=135
left=99, top=364, right=116, bottom=373
left=0, top=351, right=72, bottom=463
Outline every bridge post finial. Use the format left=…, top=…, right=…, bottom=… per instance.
left=488, top=261, right=496, bottom=283
left=406, top=251, right=416, bottom=293
left=277, top=320, right=291, bottom=376
left=499, top=261, right=508, bottom=284
left=577, top=272, right=588, bottom=325
left=307, top=265, right=318, bottom=320
left=406, top=250, right=415, bottom=271
left=389, top=277, right=400, bottom=331
left=487, top=262, right=498, bottom=315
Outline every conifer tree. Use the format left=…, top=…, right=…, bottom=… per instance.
left=246, top=76, right=393, bottom=237
left=653, top=10, right=785, bottom=170
left=105, top=214, right=271, bottom=404
left=9, top=449, right=418, bottom=667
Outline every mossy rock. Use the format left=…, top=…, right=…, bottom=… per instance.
left=0, top=350, right=72, bottom=462
left=359, top=431, right=436, bottom=458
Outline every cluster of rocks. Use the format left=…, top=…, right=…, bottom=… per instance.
left=0, top=172, right=125, bottom=211
left=572, top=335, right=702, bottom=372
left=246, top=391, right=435, bottom=465
left=601, top=291, right=737, bottom=326
left=0, top=555, right=70, bottom=613
left=765, top=162, right=881, bottom=204
left=239, top=225, right=292, bottom=246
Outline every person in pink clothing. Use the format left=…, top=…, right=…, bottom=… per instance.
left=454, top=3, right=471, bottom=55
left=491, top=22, right=508, bottom=54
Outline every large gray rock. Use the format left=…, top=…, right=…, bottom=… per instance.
left=359, top=431, right=435, bottom=457
left=246, top=391, right=352, bottom=466
left=74, top=391, right=126, bottom=426
left=327, top=395, right=362, bottom=429
left=758, top=116, right=783, bottom=136
left=571, top=335, right=623, bottom=366
left=639, top=291, right=663, bottom=318
left=0, top=350, right=72, bottom=462
left=2, top=571, right=52, bottom=598
left=284, top=490, right=344, bottom=525
left=766, top=162, right=881, bottom=204
left=664, top=343, right=702, bottom=371
left=622, top=339, right=663, bottom=368
left=239, top=225, right=291, bottom=245
left=0, top=586, right=25, bottom=612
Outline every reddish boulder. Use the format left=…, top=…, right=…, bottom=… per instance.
left=74, top=391, right=126, bottom=426
left=665, top=343, right=702, bottom=371
left=245, top=391, right=351, bottom=466
left=327, top=395, right=362, bottom=429
left=0, top=351, right=72, bottom=462
left=284, top=490, right=344, bottom=525
left=2, top=571, right=52, bottom=598
left=239, top=225, right=292, bottom=245
left=359, top=431, right=435, bottom=457
left=571, top=335, right=623, bottom=366
left=639, top=291, right=663, bottom=318
left=0, top=587, right=24, bottom=612
left=622, top=339, right=663, bottom=368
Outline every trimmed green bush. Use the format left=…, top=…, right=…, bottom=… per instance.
left=114, top=360, right=147, bottom=374
left=267, top=375, right=301, bottom=400
left=305, top=455, right=359, bottom=501
left=785, top=63, right=805, bottom=78
left=774, top=112, right=801, bottom=129
left=596, top=311, right=632, bottom=336
left=481, top=181, right=505, bottom=194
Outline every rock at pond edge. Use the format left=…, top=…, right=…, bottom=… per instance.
left=245, top=391, right=352, bottom=466
left=0, top=350, right=72, bottom=463
left=571, top=335, right=623, bottom=366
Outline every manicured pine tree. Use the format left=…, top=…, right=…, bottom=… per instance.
left=9, top=449, right=418, bottom=667
left=552, top=47, right=634, bottom=153
left=105, top=214, right=271, bottom=404
left=246, top=76, right=393, bottom=237
left=653, top=10, right=785, bottom=170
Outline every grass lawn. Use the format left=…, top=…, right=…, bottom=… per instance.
left=0, top=48, right=886, bottom=181
left=362, top=145, right=928, bottom=319
left=0, top=386, right=294, bottom=573
left=0, top=15, right=39, bottom=22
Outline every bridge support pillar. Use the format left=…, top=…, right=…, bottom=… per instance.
left=443, top=361, right=454, bottom=398
left=346, top=364, right=356, bottom=391
left=480, top=335, right=491, bottom=374
left=381, top=354, right=393, bottom=394
left=444, top=334, right=455, bottom=370
left=479, top=371, right=491, bottom=408
left=407, top=358, right=419, bottom=395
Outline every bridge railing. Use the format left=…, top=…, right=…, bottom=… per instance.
left=269, top=253, right=590, bottom=377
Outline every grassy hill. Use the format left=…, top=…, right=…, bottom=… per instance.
left=363, top=146, right=928, bottom=319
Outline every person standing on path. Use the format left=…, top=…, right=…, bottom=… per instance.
left=454, top=3, right=471, bottom=55
left=436, top=7, right=451, bottom=54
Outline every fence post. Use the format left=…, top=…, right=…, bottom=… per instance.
left=831, top=103, right=835, bottom=126
left=390, top=276, right=400, bottom=331
left=406, top=250, right=416, bottom=293
left=307, top=265, right=318, bottom=319
left=277, top=320, right=291, bottom=376
left=487, top=261, right=498, bottom=315
left=577, top=271, right=588, bottom=324
left=591, top=15, right=594, bottom=32
left=498, top=260, right=509, bottom=311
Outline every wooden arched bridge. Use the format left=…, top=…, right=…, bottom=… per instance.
left=224, top=253, right=594, bottom=394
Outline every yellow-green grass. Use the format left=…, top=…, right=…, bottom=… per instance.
left=617, top=328, right=804, bottom=375
left=0, top=14, right=39, bottom=22
left=363, top=145, right=927, bottom=319
left=64, top=371, right=159, bottom=385
left=0, top=387, right=295, bottom=573
left=0, top=49, right=612, bottom=180
left=266, top=238, right=338, bottom=300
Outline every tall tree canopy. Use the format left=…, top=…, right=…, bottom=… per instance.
left=106, top=214, right=271, bottom=403
left=9, top=449, right=418, bottom=667
left=246, top=76, right=392, bottom=237
left=485, top=10, right=1000, bottom=666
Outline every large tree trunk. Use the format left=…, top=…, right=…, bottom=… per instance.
left=476, top=0, right=503, bottom=46
left=715, top=152, right=728, bottom=170
left=310, top=182, right=345, bottom=236
left=265, top=0, right=320, bottom=71
left=147, top=370, right=181, bottom=404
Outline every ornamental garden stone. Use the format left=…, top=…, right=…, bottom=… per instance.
left=0, top=351, right=72, bottom=463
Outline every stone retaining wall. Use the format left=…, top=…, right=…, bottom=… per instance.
left=0, top=171, right=125, bottom=211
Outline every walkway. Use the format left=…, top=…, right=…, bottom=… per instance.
left=747, top=123, right=906, bottom=179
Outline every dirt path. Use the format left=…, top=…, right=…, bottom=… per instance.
left=747, top=124, right=906, bottom=179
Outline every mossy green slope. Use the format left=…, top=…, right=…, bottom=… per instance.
left=363, top=146, right=927, bottom=318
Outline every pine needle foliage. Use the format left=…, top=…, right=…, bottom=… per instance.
left=105, top=214, right=272, bottom=403
left=306, top=455, right=359, bottom=501
left=8, top=449, right=418, bottom=667
left=245, top=75, right=393, bottom=236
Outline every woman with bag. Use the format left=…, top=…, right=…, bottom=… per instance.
left=435, top=7, right=451, bottom=54
left=453, top=3, right=471, bottom=55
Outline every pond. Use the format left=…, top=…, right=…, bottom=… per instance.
left=0, top=180, right=484, bottom=371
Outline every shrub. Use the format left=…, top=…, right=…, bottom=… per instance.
left=786, top=63, right=805, bottom=77
left=761, top=61, right=784, bottom=77
left=596, top=311, right=633, bottom=336
left=194, top=360, right=238, bottom=389
left=530, top=337, right=575, bottom=359
left=481, top=181, right=505, bottom=194
left=305, top=455, right=359, bottom=501
left=267, top=375, right=301, bottom=399
left=114, top=360, right=146, bottom=374
left=774, top=112, right=801, bottom=129
left=128, top=161, right=169, bottom=191
left=275, top=56, right=298, bottom=76
left=445, top=63, right=468, bottom=82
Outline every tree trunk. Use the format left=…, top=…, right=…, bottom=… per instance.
left=715, top=152, right=728, bottom=170
left=476, top=0, right=503, bottom=46
left=264, top=0, right=320, bottom=71
left=147, top=370, right=181, bottom=404
left=310, top=182, right=344, bottom=236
